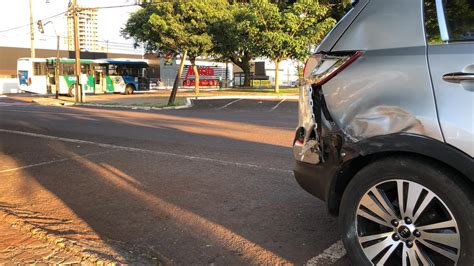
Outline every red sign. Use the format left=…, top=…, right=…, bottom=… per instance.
left=185, top=66, right=215, bottom=77
left=183, top=79, right=220, bottom=86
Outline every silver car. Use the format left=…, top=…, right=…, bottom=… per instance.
left=293, top=0, right=473, bottom=265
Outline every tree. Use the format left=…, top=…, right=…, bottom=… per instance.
left=122, top=3, right=184, bottom=104
left=209, top=4, right=258, bottom=87
left=123, top=0, right=226, bottom=100
left=323, top=0, right=352, bottom=21
left=248, top=0, right=336, bottom=93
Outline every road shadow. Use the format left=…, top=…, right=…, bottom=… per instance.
left=0, top=103, right=340, bottom=264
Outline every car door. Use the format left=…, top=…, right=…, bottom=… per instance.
left=425, top=0, right=474, bottom=157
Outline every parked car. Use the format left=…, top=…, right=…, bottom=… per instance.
left=293, top=0, right=473, bottom=265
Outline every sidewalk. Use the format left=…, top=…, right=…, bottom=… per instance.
left=0, top=221, right=83, bottom=264
left=0, top=203, right=158, bottom=264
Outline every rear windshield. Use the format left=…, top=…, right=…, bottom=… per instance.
left=425, top=0, right=474, bottom=43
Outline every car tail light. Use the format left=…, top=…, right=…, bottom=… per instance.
left=303, top=51, right=363, bottom=87
left=28, top=77, right=32, bottom=85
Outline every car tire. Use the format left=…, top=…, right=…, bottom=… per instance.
left=339, top=156, right=473, bottom=265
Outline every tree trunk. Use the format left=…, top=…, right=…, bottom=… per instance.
left=191, top=58, right=200, bottom=96
left=229, top=52, right=253, bottom=87
left=242, top=63, right=251, bottom=87
left=240, top=53, right=252, bottom=87
left=168, top=50, right=187, bottom=106
left=274, top=60, right=280, bottom=94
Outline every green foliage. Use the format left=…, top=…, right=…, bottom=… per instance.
left=123, top=0, right=228, bottom=60
left=123, top=0, right=339, bottom=91
left=444, top=0, right=474, bottom=41
left=424, top=0, right=474, bottom=44
left=209, top=4, right=256, bottom=86
left=121, top=4, right=161, bottom=52
left=247, top=0, right=336, bottom=62
left=322, top=0, right=352, bottom=21
left=209, top=4, right=254, bottom=61
left=424, top=0, right=442, bottom=44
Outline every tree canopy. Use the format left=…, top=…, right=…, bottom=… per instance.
left=123, top=0, right=228, bottom=95
left=247, top=0, right=336, bottom=92
left=209, top=4, right=257, bottom=86
left=123, top=0, right=339, bottom=95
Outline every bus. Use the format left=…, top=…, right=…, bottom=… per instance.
left=17, top=58, right=149, bottom=96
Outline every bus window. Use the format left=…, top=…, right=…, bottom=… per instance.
left=140, top=68, right=147, bottom=77
left=33, top=62, right=47, bottom=75
left=120, top=66, right=139, bottom=76
left=61, top=63, right=75, bottom=76
left=108, top=65, right=118, bottom=75
left=81, top=64, right=91, bottom=74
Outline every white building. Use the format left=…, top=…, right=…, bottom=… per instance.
left=233, top=59, right=301, bottom=87
left=67, top=8, right=98, bottom=52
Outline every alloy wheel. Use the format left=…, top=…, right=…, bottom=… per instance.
left=356, top=179, right=460, bottom=265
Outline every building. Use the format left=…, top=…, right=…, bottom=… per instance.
left=154, top=55, right=232, bottom=88
left=233, top=59, right=300, bottom=87
left=67, top=8, right=98, bottom=52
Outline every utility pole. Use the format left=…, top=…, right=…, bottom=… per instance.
left=71, top=0, right=82, bottom=103
left=55, top=35, right=60, bottom=99
left=44, top=21, right=60, bottom=99
left=29, top=0, right=35, bottom=58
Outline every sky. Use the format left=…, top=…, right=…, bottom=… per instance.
left=0, top=0, right=142, bottom=54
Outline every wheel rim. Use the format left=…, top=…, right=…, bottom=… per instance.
left=356, top=179, right=460, bottom=265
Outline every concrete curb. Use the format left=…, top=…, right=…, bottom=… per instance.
left=77, top=97, right=193, bottom=111
left=31, top=98, right=75, bottom=106
left=30, top=95, right=297, bottom=110
left=0, top=209, right=118, bottom=265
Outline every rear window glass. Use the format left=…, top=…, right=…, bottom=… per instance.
left=425, top=0, right=474, bottom=43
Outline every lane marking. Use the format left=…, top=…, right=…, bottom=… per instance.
left=195, top=95, right=298, bottom=100
left=0, top=150, right=116, bottom=173
left=216, top=98, right=243, bottom=110
left=0, top=102, right=31, bottom=106
left=269, top=98, right=286, bottom=112
left=0, top=129, right=292, bottom=174
left=0, top=109, right=83, bottom=115
left=306, top=240, right=346, bottom=265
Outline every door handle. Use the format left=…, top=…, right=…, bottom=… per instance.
left=442, top=72, right=474, bottom=82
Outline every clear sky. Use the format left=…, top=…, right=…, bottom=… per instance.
left=0, top=0, right=142, bottom=54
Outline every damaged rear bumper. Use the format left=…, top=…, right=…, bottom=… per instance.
left=293, top=153, right=341, bottom=201
left=293, top=84, right=347, bottom=201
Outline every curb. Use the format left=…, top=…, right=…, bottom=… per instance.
left=77, top=97, right=193, bottom=111
left=31, top=95, right=297, bottom=110
left=0, top=209, right=118, bottom=264
left=31, top=98, right=75, bottom=106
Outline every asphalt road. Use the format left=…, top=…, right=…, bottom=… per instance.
left=0, top=96, right=349, bottom=265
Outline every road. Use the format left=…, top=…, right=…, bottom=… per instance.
left=0, top=95, right=349, bottom=264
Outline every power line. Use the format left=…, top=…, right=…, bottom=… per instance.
left=0, top=10, right=67, bottom=33
left=39, top=34, right=139, bottom=47
left=90, top=4, right=138, bottom=9
left=0, top=3, right=138, bottom=34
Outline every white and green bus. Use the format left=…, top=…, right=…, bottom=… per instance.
left=17, top=58, right=150, bottom=96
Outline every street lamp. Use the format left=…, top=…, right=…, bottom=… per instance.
left=43, top=21, right=60, bottom=99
